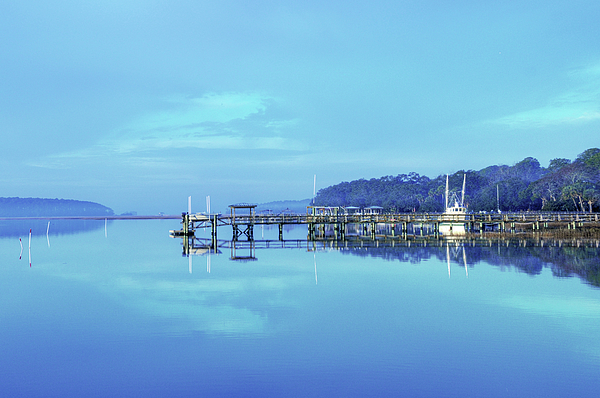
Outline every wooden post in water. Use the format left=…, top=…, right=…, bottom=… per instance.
left=211, top=214, right=217, bottom=248
left=183, top=235, right=190, bottom=256
left=183, top=213, right=189, bottom=235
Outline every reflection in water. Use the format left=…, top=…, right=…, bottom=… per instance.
left=186, top=249, right=212, bottom=274
left=3, top=220, right=599, bottom=397
left=447, top=243, right=451, bottom=278
left=314, top=252, right=318, bottom=285
left=0, top=219, right=108, bottom=238
left=340, top=237, right=600, bottom=288
left=446, top=243, right=468, bottom=278
left=179, top=235, right=600, bottom=288
left=1, top=219, right=109, bottom=267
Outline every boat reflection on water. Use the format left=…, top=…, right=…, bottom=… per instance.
left=176, top=233, right=600, bottom=288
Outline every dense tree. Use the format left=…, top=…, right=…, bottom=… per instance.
left=313, top=148, right=600, bottom=213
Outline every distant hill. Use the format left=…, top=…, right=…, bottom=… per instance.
left=256, top=198, right=312, bottom=214
left=0, top=197, right=114, bottom=217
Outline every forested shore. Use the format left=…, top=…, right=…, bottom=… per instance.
left=314, top=148, right=600, bottom=213
left=0, top=197, right=114, bottom=217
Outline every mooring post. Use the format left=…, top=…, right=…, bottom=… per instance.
left=212, top=214, right=218, bottom=247
left=182, top=212, right=190, bottom=235
left=183, top=235, right=190, bottom=256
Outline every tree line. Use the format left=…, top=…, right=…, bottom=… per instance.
left=0, top=197, right=114, bottom=217
left=341, top=241, right=600, bottom=287
left=313, top=148, right=600, bottom=213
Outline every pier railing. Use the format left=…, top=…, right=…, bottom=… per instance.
left=172, top=211, right=600, bottom=258
left=186, top=211, right=600, bottom=227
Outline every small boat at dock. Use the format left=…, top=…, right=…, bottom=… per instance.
left=439, top=174, right=469, bottom=235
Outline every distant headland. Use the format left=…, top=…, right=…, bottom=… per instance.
left=0, top=197, right=114, bottom=217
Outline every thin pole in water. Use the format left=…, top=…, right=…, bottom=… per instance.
left=314, top=252, right=318, bottom=285
left=446, top=243, right=451, bottom=278
left=28, top=229, right=32, bottom=267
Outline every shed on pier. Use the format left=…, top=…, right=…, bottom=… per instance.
left=229, top=203, right=257, bottom=218
left=342, top=206, right=361, bottom=215
left=364, top=206, right=384, bottom=215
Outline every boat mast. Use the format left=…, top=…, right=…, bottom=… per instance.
left=461, top=173, right=466, bottom=207
left=497, top=184, right=500, bottom=212
left=445, top=174, right=449, bottom=210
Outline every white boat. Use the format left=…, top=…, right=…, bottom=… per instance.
left=439, top=173, right=469, bottom=235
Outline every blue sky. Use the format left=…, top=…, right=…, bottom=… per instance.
left=2, top=0, right=600, bottom=214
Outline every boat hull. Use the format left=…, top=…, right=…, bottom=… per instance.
left=439, top=222, right=467, bottom=235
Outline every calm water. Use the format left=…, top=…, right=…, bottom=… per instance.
left=1, top=220, right=600, bottom=397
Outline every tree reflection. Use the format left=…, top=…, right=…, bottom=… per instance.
left=336, top=237, right=600, bottom=288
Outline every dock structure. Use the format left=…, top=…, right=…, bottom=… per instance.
left=174, top=208, right=600, bottom=243
left=229, top=203, right=257, bottom=241
left=172, top=208, right=600, bottom=260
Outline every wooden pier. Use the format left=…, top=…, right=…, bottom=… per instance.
left=172, top=205, right=600, bottom=246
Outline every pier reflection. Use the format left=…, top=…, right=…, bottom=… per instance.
left=175, top=232, right=600, bottom=288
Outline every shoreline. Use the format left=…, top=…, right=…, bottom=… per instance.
left=0, top=215, right=181, bottom=221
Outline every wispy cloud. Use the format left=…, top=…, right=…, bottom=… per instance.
left=102, top=92, right=305, bottom=153
left=499, top=295, right=600, bottom=319
left=487, top=60, right=600, bottom=129
left=28, top=91, right=305, bottom=170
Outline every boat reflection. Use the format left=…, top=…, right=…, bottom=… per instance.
left=176, top=234, right=600, bottom=288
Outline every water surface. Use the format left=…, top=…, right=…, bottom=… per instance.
left=1, top=220, right=599, bottom=397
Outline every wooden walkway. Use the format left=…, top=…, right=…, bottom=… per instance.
left=173, top=211, right=600, bottom=242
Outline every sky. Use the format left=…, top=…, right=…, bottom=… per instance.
left=1, top=0, right=600, bottom=214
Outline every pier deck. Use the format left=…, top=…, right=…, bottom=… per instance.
left=175, top=211, right=600, bottom=242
